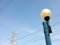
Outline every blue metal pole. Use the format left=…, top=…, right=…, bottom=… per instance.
left=42, top=21, right=52, bottom=45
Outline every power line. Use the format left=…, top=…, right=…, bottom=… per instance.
left=5, top=22, right=60, bottom=45
left=17, top=29, right=41, bottom=40
left=3, top=19, right=60, bottom=45
left=17, top=22, right=42, bottom=35
left=16, top=22, right=60, bottom=41
left=4, top=23, right=42, bottom=45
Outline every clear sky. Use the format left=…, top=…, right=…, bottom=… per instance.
left=0, top=0, right=60, bottom=45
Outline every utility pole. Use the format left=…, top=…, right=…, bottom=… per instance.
left=10, top=32, right=16, bottom=45
left=40, top=9, right=52, bottom=45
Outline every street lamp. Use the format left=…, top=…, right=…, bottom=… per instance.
left=40, top=9, right=52, bottom=45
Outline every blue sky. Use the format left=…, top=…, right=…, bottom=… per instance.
left=0, top=0, right=60, bottom=45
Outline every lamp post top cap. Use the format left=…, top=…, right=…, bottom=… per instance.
left=41, top=9, right=52, bottom=19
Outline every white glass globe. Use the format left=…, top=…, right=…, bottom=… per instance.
left=41, top=9, right=52, bottom=19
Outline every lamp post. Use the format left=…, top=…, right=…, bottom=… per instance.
left=40, top=9, right=52, bottom=45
